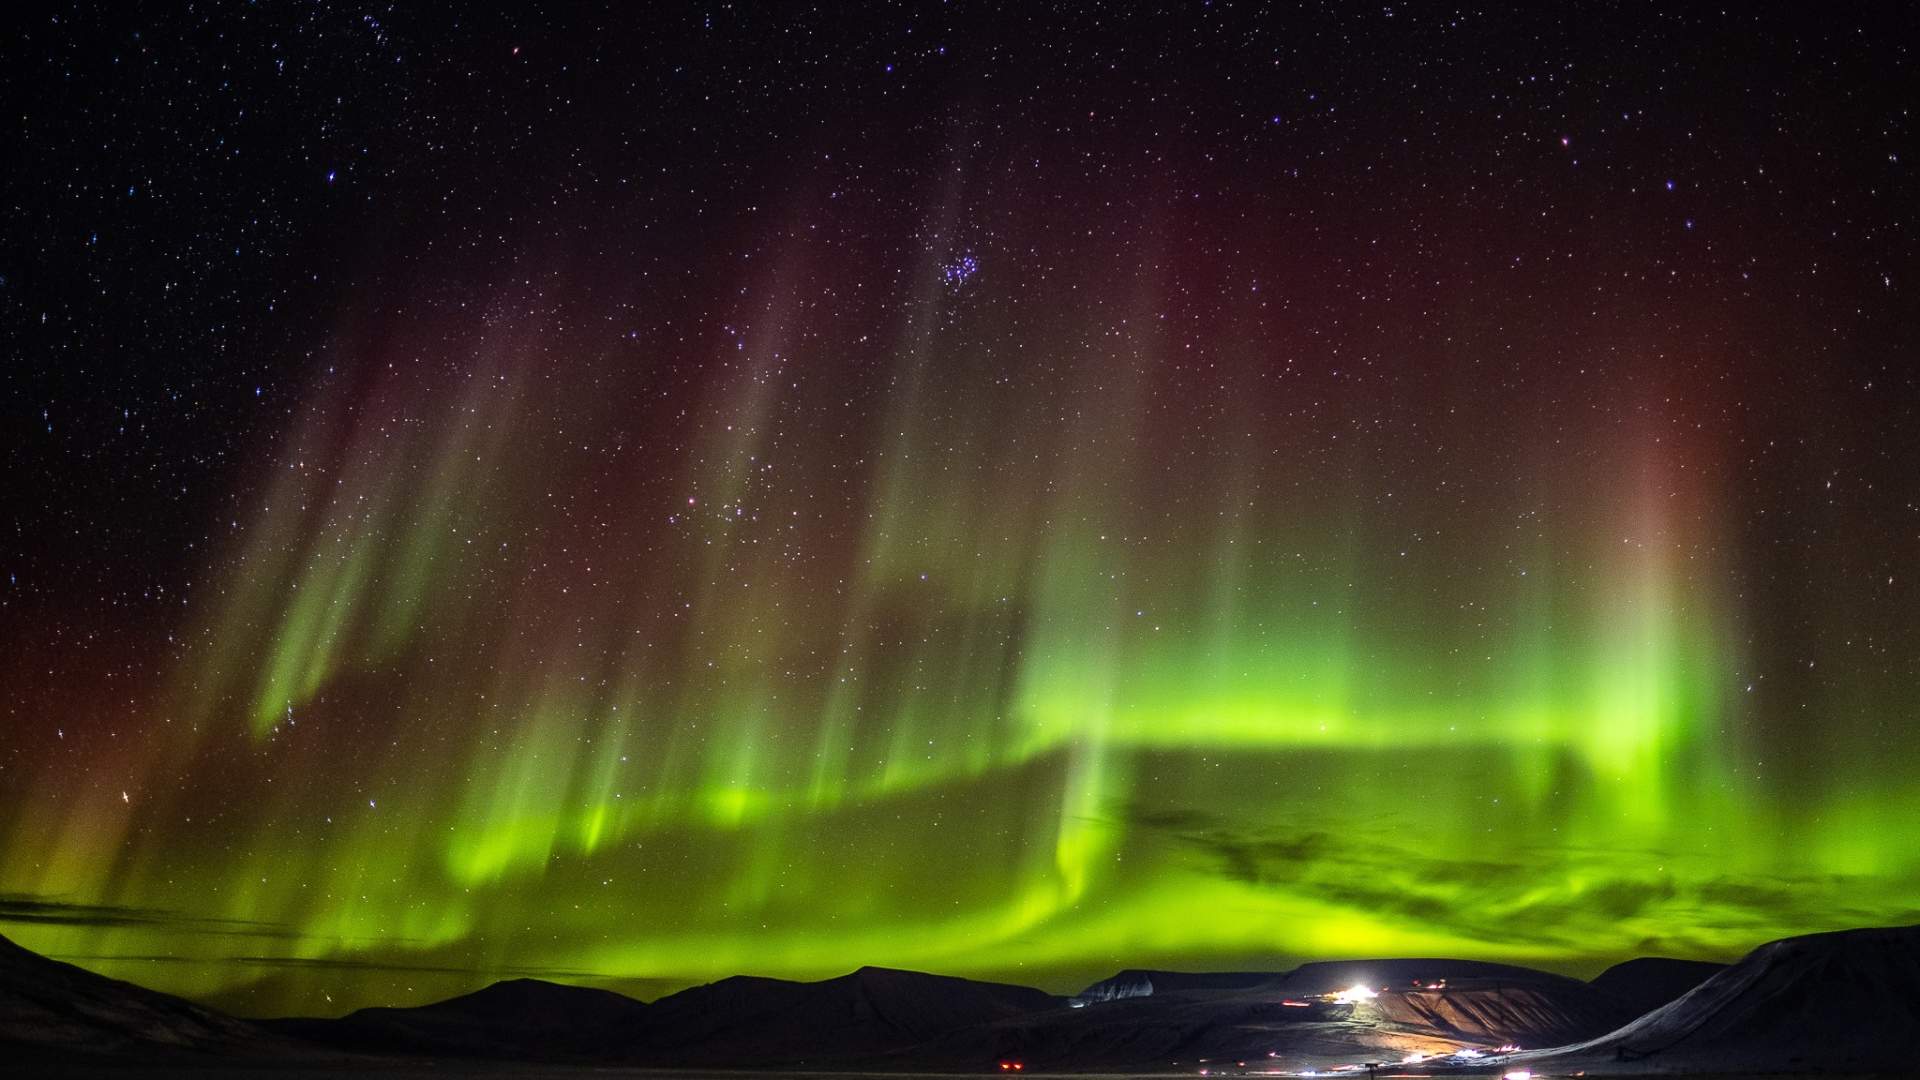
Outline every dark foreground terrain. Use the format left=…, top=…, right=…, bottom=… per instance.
left=15, top=1060, right=1920, bottom=1068
left=5, top=924, right=1918, bottom=1076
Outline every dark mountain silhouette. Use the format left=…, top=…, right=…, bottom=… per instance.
left=7, top=926, right=1919, bottom=1073
left=623, top=964, right=1063, bottom=1065
left=266, top=976, right=649, bottom=1061
left=1588, top=955, right=1726, bottom=1015
left=0, top=932, right=302, bottom=1063
left=269, top=963, right=1064, bottom=1067
left=1523, top=924, right=1920, bottom=1074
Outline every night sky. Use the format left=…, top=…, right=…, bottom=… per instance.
left=3, top=4, right=1917, bottom=1019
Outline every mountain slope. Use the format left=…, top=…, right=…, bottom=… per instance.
left=1527, top=924, right=1920, bottom=1073
left=0, top=932, right=299, bottom=1061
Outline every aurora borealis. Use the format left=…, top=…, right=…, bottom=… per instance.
left=3, top=4, right=1917, bottom=1018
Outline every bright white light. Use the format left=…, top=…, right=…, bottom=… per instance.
left=1501, top=1071, right=1532, bottom=1080
left=1331, top=984, right=1378, bottom=1004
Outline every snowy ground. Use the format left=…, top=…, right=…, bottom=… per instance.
left=11, top=1060, right=1904, bottom=1068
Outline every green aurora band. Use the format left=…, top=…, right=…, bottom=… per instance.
left=4, top=202, right=1917, bottom=1017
